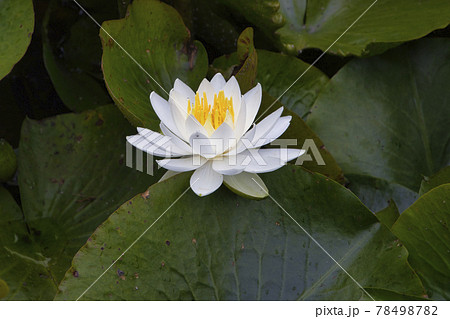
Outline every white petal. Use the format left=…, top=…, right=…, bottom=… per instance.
left=243, top=83, right=262, bottom=132
left=258, top=148, right=305, bottom=162
left=150, top=92, right=182, bottom=137
left=157, top=156, right=206, bottom=172
left=252, top=115, right=291, bottom=148
left=190, top=162, right=223, bottom=197
left=233, top=123, right=256, bottom=154
left=223, top=76, right=242, bottom=116
left=210, top=73, right=226, bottom=91
left=127, top=128, right=186, bottom=157
left=244, top=158, right=285, bottom=173
left=232, top=149, right=286, bottom=173
left=222, top=109, right=234, bottom=129
left=212, top=156, right=246, bottom=175
left=189, top=131, right=215, bottom=159
left=251, top=107, right=283, bottom=145
left=210, top=122, right=236, bottom=155
left=169, top=89, right=193, bottom=132
left=196, top=78, right=215, bottom=105
left=214, top=148, right=287, bottom=174
left=223, top=172, right=268, bottom=199
left=134, top=127, right=163, bottom=142
left=160, top=123, right=193, bottom=154
left=159, top=170, right=181, bottom=182
left=170, top=87, right=191, bottom=118
left=234, top=98, right=247, bottom=139
left=127, top=134, right=170, bottom=157
left=174, top=78, right=195, bottom=102
left=136, top=127, right=148, bottom=134
left=244, top=157, right=285, bottom=173
left=168, top=89, right=190, bottom=140
left=185, top=114, right=208, bottom=139
left=203, top=115, right=215, bottom=136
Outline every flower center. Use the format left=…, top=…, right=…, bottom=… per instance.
left=187, top=90, right=234, bottom=130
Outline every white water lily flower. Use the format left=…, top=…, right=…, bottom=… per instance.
left=127, top=73, right=305, bottom=198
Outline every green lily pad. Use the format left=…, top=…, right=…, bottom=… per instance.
left=419, top=166, right=450, bottom=196
left=0, top=139, right=17, bottom=182
left=346, top=174, right=418, bottom=213
left=375, top=201, right=400, bottom=229
left=256, top=50, right=329, bottom=118
left=42, top=0, right=116, bottom=112
left=217, top=0, right=450, bottom=56
left=56, top=166, right=424, bottom=300
left=307, top=38, right=450, bottom=193
left=0, top=105, right=160, bottom=300
left=100, top=0, right=208, bottom=129
left=0, top=278, right=9, bottom=299
left=362, top=288, right=428, bottom=301
left=392, top=184, right=450, bottom=300
left=189, top=0, right=241, bottom=55
left=0, top=186, right=57, bottom=300
left=0, top=0, right=34, bottom=80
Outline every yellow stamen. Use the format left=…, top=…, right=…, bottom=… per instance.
left=187, top=90, right=234, bottom=130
